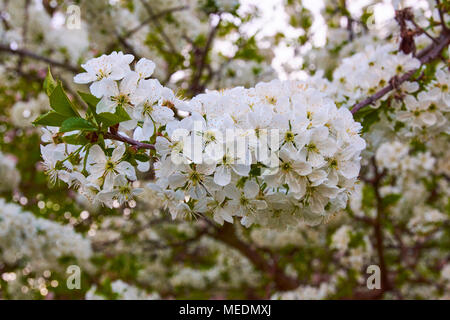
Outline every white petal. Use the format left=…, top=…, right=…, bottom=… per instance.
left=340, top=161, right=360, bottom=179
left=308, top=151, right=325, bottom=167
left=293, top=161, right=312, bottom=176
left=90, top=79, right=118, bottom=98
left=88, top=145, right=107, bottom=165
left=420, top=112, right=436, bottom=126
left=232, top=164, right=251, bottom=176
left=136, top=58, right=156, bottom=78
left=74, top=72, right=95, bottom=84
left=103, top=172, right=115, bottom=191
left=244, top=180, right=259, bottom=198
left=120, top=72, right=139, bottom=95
left=111, top=144, right=126, bottom=162
left=96, top=97, right=117, bottom=114
left=137, top=160, right=150, bottom=172
left=120, top=119, right=138, bottom=131
left=317, top=139, right=337, bottom=157
left=214, top=165, right=231, bottom=186
left=116, top=161, right=136, bottom=181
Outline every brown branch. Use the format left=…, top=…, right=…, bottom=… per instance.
left=368, top=158, right=391, bottom=298
left=188, top=17, right=222, bottom=96
left=115, top=31, right=142, bottom=61
left=351, top=28, right=450, bottom=114
left=123, top=5, right=189, bottom=38
left=104, top=132, right=155, bottom=150
left=140, top=0, right=178, bottom=55
left=209, top=222, right=300, bottom=291
left=410, top=19, right=439, bottom=43
left=0, top=44, right=80, bottom=73
left=340, top=0, right=354, bottom=41
left=436, top=0, right=448, bottom=31
left=350, top=212, right=376, bottom=226
left=17, top=0, right=31, bottom=71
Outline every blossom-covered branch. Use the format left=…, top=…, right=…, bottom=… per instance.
left=351, top=11, right=450, bottom=114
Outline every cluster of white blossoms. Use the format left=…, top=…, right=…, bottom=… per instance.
left=86, top=280, right=160, bottom=300
left=0, top=1, right=90, bottom=65
left=0, top=151, right=20, bottom=192
left=152, top=78, right=366, bottom=227
left=332, top=43, right=421, bottom=107
left=250, top=224, right=318, bottom=249
left=271, top=273, right=342, bottom=300
left=394, top=68, right=449, bottom=137
left=0, top=198, right=92, bottom=272
left=331, top=224, right=373, bottom=271
left=214, top=59, right=276, bottom=89
left=375, top=141, right=435, bottom=177
left=373, top=140, right=443, bottom=219
left=407, top=205, right=447, bottom=235
left=38, top=51, right=367, bottom=228
left=151, top=85, right=366, bottom=227
left=330, top=40, right=449, bottom=140
left=170, top=237, right=259, bottom=289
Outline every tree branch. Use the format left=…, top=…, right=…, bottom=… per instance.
left=104, top=132, right=155, bottom=150
left=351, top=28, right=450, bottom=115
left=140, top=0, right=178, bottom=55
left=123, top=5, right=189, bottom=38
left=372, top=170, right=389, bottom=294
left=436, top=0, right=448, bottom=31
left=0, top=44, right=80, bottom=73
left=209, top=222, right=300, bottom=291
left=188, top=17, right=222, bottom=96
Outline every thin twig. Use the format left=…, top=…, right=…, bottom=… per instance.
left=351, top=29, right=450, bottom=114
left=115, top=31, right=142, bottom=61
left=436, top=0, right=448, bottom=31
left=0, top=44, right=80, bottom=73
left=410, top=19, right=439, bottom=43
left=104, top=132, right=155, bottom=150
left=188, top=17, right=222, bottom=95
left=122, top=5, right=189, bottom=38
left=140, top=0, right=178, bottom=55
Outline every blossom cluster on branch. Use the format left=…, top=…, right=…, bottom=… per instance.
left=0, top=0, right=449, bottom=300
left=36, top=50, right=368, bottom=229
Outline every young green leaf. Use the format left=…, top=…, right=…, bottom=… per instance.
left=43, top=67, right=57, bottom=96
left=60, top=117, right=97, bottom=133
left=33, top=111, right=68, bottom=126
left=78, top=91, right=101, bottom=124
left=78, top=91, right=101, bottom=112
left=382, top=194, right=402, bottom=207
left=49, top=84, right=79, bottom=117
left=98, top=106, right=132, bottom=127
left=62, top=133, right=89, bottom=145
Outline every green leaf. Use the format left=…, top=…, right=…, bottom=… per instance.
left=78, top=91, right=100, bottom=110
left=382, top=194, right=401, bottom=207
left=43, top=67, right=57, bottom=96
left=62, top=133, right=89, bottom=145
left=49, top=84, right=78, bottom=117
left=361, top=184, right=375, bottom=210
left=77, top=91, right=131, bottom=127
left=60, top=117, right=97, bottom=132
left=359, top=108, right=380, bottom=133
left=33, top=111, right=68, bottom=126
left=98, top=106, right=131, bottom=127
left=134, top=153, right=150, bottom=162
left=78, top=91, right=101, bottom=123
